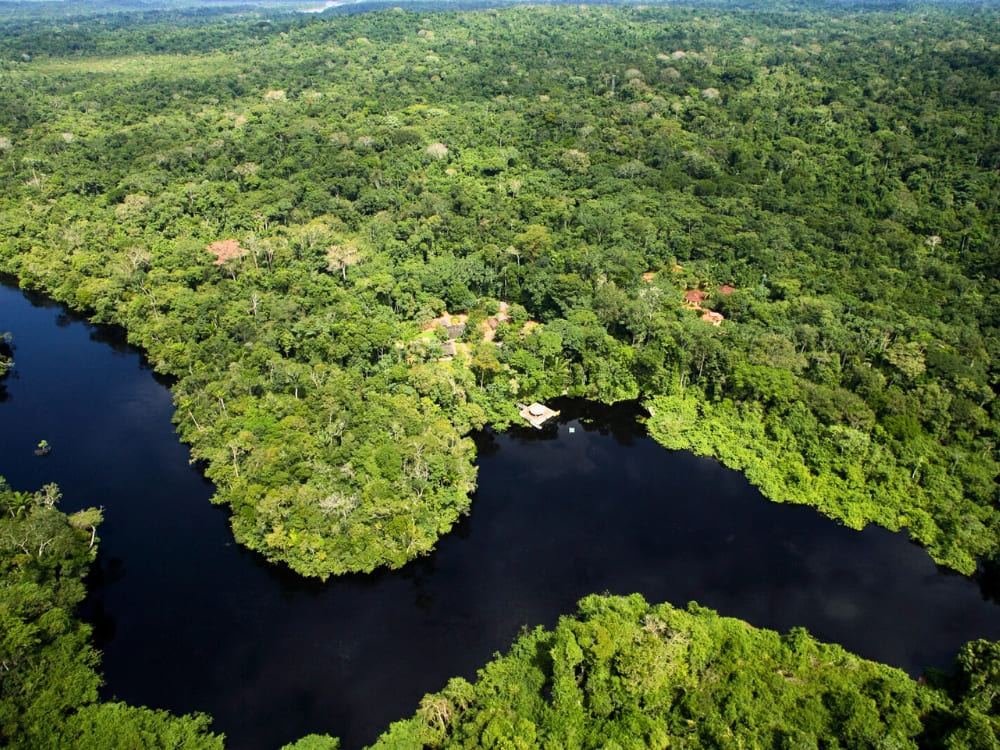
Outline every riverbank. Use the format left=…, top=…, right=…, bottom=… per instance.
left=3, top=281, right=1000, bottom=747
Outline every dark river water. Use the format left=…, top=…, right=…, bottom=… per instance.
left=2, top=280, right=1000, bottom=750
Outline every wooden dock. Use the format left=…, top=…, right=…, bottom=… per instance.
left=517, top=402, right=560, bottom=429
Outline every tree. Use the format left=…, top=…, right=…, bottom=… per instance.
left=469, top=341, right=502, bottom=389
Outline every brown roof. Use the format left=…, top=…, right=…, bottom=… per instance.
left=684, top=289, right=707, bottom=304
left=701, top=311, right=724, bottom=326
left=718, top=284, right=736, bottom=295
left=207, top=239, right=245, bottom=265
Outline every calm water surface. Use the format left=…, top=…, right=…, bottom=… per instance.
left=2, top=281, right=999, bottom=749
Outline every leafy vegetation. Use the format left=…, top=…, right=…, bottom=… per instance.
left=3, top=470, right=998, bottom=748
left=1, top=4, right=999, bottom=747
left=0, top=2, right=996, bottom=581
left=0, top=477, right=224, bottom=748
left=368, top=593, right=1000, bottom=749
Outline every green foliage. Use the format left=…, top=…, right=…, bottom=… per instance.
left=0, top=479, right=100, bottom=748
left=0, top=2, right=996, bottom=579
left=369, top=593, right=991, bottom=750
left=61, top=703, right=223, bottom=750
left=281, top=734, right=341, bottom=750
left=645, top=390, right=994, bottom=574
left=3, top=8, right=998, bottom=748
left=0, top=478, right=224, bottom=749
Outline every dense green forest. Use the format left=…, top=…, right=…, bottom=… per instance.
left=3, top=3, right=1000, bottom=748
left=1, top=0, right=1000, bottom=740
left=368, top=593, right=1000, bottom=749
left=2, top=1, right=997, bottom=578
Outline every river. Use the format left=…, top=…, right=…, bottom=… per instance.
left=2, top=281, right=999, bottom=749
